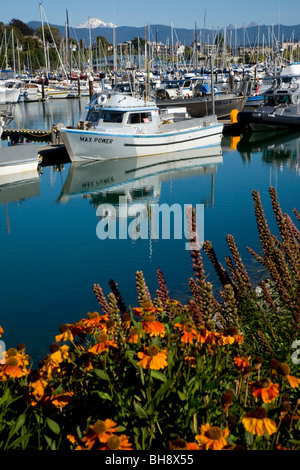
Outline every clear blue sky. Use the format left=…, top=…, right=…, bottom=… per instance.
left=1, top=0, right=298, bottom=30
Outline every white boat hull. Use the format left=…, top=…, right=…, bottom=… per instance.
left=60, top=121, right=223, bottom=162
left=0, top=143, right=40, bottom=176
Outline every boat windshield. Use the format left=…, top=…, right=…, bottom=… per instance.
left=86, top=109, right=126, bottom=125
left=86, top=109, right=101, bottom=125
left=264, top=94, right=291, bottom=105
left=276, top=94, right=291, bottom=105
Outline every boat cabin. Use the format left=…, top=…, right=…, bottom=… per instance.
left=84, top=93, right=160, bottom=133
left=263, top=89, right=300, bottom=107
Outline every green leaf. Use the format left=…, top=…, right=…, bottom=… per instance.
left=172, top=313, right=187, bottom=326
left=153, top=378, right=173, bottom=402
left=150, top=370, right=167, bottom=382
left=177, top=390, right=187, bottom=401
left=44, top=434, right=56, bottom=450
left=7, top=412, right=27, bottom=444
left=93, top=369, right=108, bottom=380
left=0, top=389, right=10, bottom=406
left=134, top=402, right=148, bottom=419
left=97, top=391, right=112, bottom=401
left=46, top=417, right=61, bottom=435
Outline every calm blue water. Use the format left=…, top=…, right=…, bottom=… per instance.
left=1, top=97, right=300, bottom=362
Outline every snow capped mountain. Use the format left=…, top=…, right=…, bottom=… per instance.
left=76, top=18, right=116, bottom=29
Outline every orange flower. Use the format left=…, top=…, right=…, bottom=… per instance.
left=88, top=333, right=118, bottom=354
left=233, top=356, right=251, bottom=372
left=141, top=315, right=165, bottom=337
left=0, top=357, right=28, bottom=380
left=277, top=363, right=300, bottom=389
left=250, top=379, right=280, bottom=403
left=6, top=347, right=29, bottom=368
left=185, top=356, right=197, bottom=367
left=169, top=439, right=199, bottom=450
left=198, top=327, right=215, bottom=344
left=132, top=301, right=162, bottom=318
left=195, top=423, right=230, bottom=450
left=29, top=378, right=48, bottom=405
left=127, top=326, right=142, bottom=343
left=100, top=434, right=133, bottom=450
left=75, top=312, right=109, bottom=334
left=242, top=407, right=277, bottom=436
left=137, top=345, right=168, bottom=370
left=50, top=391, right=74, bottom=408
left=55, top=324, right=74, bottom=342
left=0, top=325, right=4, bottom=337
left=180, top=323, right=199, bottom=345
left=82, top=419, right=119, bottom=449
left=39, top=344, right=70, bottom=379
left=216, top=332, right=235, bottom=346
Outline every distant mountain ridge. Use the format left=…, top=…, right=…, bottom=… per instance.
left=27, top=20, right=300, bottom=47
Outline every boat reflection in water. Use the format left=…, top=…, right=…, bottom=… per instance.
left=236, top=129, right=300, bottom=173
left=57, top=146, right=223, bottom=247
left=58, top=145, right=223, bottom=209
left=0, top=165, right=40, bottom=234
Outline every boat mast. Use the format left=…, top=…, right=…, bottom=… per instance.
left=39, top=3, right=49, bottom=78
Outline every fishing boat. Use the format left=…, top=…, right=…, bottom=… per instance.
left=59, top=92, right=223, bottom=162
left=156, top=79, right=251, bottom=119
left=237, top=77, right=300, bottom=131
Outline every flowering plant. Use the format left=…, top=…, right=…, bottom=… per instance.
left=0, top=187, right=300, bottom=451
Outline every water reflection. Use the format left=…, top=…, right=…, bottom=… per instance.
left=236, top=130, right=300, bottom=172
left=10, top=96, right=90, bottom=131
left=57, top=146, right=223, bottom=209
left=0, top=147, right=40, bottom=235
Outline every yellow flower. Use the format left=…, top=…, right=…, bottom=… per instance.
left=137, top=345, right=168, bottom=370
left=242, top=407, right=277, bottom=436
left=55, top=324, right=74, bottom=342
left=29, top=378, right=48, bottom=406
left=195, top=423, right=230, bottom=450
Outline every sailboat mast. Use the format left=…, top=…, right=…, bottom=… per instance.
left=39, top=3, right=49, bottom=77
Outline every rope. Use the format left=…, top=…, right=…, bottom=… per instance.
left=9, top=116, right=55, bottom=137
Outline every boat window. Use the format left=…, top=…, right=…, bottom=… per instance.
left=127, top=112, right=152, bottom=124
left=276, top=94, right=290, bottom=104
left=264, top=95, right=276, bottom=106
left=166, top=83, right=180, bottom=89
left=86, top=109, right=101, bottom=125
left=114, top=83, right=132, bottom=93
left=99, top=110, right=125, bottom=123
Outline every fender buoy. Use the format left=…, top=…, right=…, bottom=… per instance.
left=230, top=109, right=239, bottom=124
left=97, top=94, right=107, bottom=105
left=24, top=91, right=28, bottom=98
